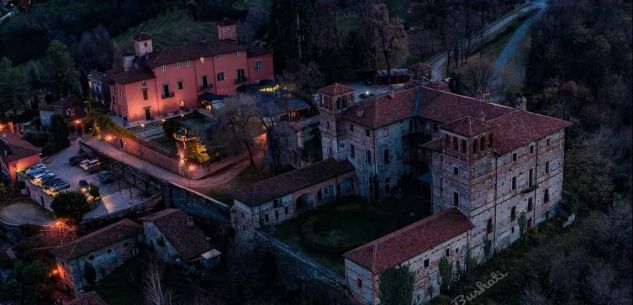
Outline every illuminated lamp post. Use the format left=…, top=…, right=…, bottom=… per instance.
left=173, top=128, right=198, bottom=180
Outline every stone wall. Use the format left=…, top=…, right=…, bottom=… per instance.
left=143, top=221, right=178, bottom=263
left=166, top=183, right=230, bottom=224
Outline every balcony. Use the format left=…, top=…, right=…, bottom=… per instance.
left=235, top=77, right=248, bottom=84
left=161, top=92, right=175, bottom=99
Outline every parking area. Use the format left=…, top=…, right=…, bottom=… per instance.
left=21, top=140, right=146, bottom=219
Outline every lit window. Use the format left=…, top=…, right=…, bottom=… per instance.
left=255, top=60, right=262, bottom=71
left=218, top=54, right=223, bottom=60
left=161, top=65, right=166, bottom=71
left=176, top=62, right=181, bottom=68
left=186, top=60, right=191, bottom=66
left=200, top=57, right=205, bottom=63
left=236, top=50, right=240, bottom=57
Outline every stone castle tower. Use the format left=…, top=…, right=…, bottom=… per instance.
left=315, top=83, right=355, bottom=160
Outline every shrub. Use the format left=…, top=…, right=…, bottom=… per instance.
left=22, top=131, right=49, bottom=147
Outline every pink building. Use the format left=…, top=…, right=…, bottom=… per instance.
left=106, top=23, right=274, bottom=124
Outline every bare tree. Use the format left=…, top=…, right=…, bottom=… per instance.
left=460, top=57, right=493, bottom=96
left=144, top=260, right=172, bottom=305
left=368, top=3, right=409, bottom=85
left=214, top=94, right=262, bottom=167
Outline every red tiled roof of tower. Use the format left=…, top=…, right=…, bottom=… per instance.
left=105, top=67, right=156, bottom=84
left=51, top=219, right=142, bottom=260
left=440, top=116, right=499, bottom=137
left=133, top=32, right=152, bottom=41
left=341, top=88, right=416, bottom=129
left=318, top=83, right=354, bottom=96
left=66, top=292, right=108, bottom=305
left=139, top=209, right=211, bottom=261
left=488, top=110, right=573, bottom=154
left=343, top=208, right=473, bottom=274
left=231, top=158, right=355, bottom=206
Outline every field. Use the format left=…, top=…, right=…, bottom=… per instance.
left=271, top=192, right=432, bottom=274
left=113, top=9, right=218, bottom=50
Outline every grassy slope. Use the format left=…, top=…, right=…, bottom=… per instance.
left=113, top=8, right=218, bottom=51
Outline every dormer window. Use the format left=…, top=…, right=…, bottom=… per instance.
left=473, top=139, right=478, bottom=154
left=460, top=139, right=466, bottom=153
left=480, top=137, right=486, bottom=150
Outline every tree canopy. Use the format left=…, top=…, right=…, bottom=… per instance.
left=51, top=190, right=91, bottom=225
left=378, top=265, right=414, bottom=305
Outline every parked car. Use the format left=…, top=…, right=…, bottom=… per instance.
left=81, top=159, right=100, bottom=171
left=98, top=171, right=113, bottom=184
left=26, top=163, right=46, bottom=176
left=69, top=155, right=88, bottom=166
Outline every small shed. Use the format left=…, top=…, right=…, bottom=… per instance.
left=200, top=249, right=222, bottom=269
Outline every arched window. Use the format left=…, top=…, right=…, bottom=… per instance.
left=452, top=137, right=458, bottom=150
left=480, top=137, right=486, bottom=150
left=488, top=134, right=493, bottom=147
left=444, top=135, right=450, bottom=146
left=473, top=139, right=478, bottom=154
left=461, top=139, right=466, bottom=153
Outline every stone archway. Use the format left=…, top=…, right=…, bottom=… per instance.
left=296, top=192, right=315, bottom=214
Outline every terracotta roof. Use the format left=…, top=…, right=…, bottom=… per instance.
left=318, top=83, right=354, bottom=96
left=146, top=40, right=247, bottom=67
left=231, top=158, right=355, bottom=206
left=139, top=209, right=211, bottom=261
left=51, top=219, right=142, bottom=260
left=344, top=208, right=473, bottom=274
left=341, top=88, right=416, bottom=129
left=0, top=132, right=40, bottom=162
left=105, top=67, right=155, bottom=84
left=40, top=95, right=83, bottom=111
left=487, top=110, right=573, bottom=154
left=440, top=116, right=499, bottom=137
left=133, top=32, right=152, bottom=41
left=66, top=292, right=108, bottom=305
left=247, top=45, right=272, bottom=57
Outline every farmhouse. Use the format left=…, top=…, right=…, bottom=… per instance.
left=52, top=219, right=142, bottom=294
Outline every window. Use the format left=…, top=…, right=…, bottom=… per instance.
left=178, top=81, right=183, bottom=90
left=486, top=219, right=493, bottom=233
left=488, top=134, right=493, bottom=147
left=546, top=138, right=550, bottom=146
left=237, top=69, right=246, bottom=81
left=480, top=137, right=486, bottom=150
left=217, top=72, right=225, bottom=81
left=530, top=145, right=535, bottom=154
left=202, top=75, right=208, bottom=88
left=453, top=137, right=458, bottom=150
left=284, top=207, right=288, bottom=214
left=512, top=177, right=517, bottom=190
left=236, top=50, right=240, bottom=57
left=365, top=129, right=370, bottom=137
left=357, top=278, right=363, bottom=288
left=144, top=42, right=148, bottom=47
left=161, top=65, right=166, bottom=71
left=461, top=139, right=466, bottom=153
left=456, top=247, right=459, bottom=253
left=142, top=88, right=148, bottom=100
left=544, top=188, right=549, bottom=202
left=445, top=135, right=450, bottom=146
left=176, top=61, right=181, bottom=68
left=511, top=206, right=516, bottom=221
left=264, top=214, right=269, bottom=222
left=217, top=54, right=223, bottom=60
left=545, top=161, right=550, bottom=173
left=453, top=166, right=459, bottom=175
left=384, top=149, right=390, bottom=164
left=446, top=248, right=450, bottom=257
left=273, top=199, right=281, bottom=208
left=350, top=144, right=355, bottom=159
left=141, top=80, right=147, bottom=87
left=366, top=150, right=372, bottom=164
left=528, top=168, right=534, bottom=187
left=473, top=139, right=478, bottom=154
left=186, top=60, right=191, bottom=66
left=528, top=198, right=533, bottom=212
left=255, top=60, right=262, bottom=71
left=350, top=124, right=354, bottom=131
left=512, top=152, right=518, bottom=162
left=275, top=211, right=279, bottom=219
left=200, top=57, right=205, bottom=63
left=382, top=128, right=389, bottom=137
left=163, top=84, right=170, bottom=97
left=453, top=191, right=459, bottom=206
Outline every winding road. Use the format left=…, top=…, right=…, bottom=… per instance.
left=429, top=0, right=548, bottom=81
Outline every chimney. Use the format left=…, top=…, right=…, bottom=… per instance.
left=122, top=53, right=135, bottom=72
left=515, top=96, right=527, bottom=111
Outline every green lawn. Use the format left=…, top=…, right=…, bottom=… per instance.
left=96, top=257, right=143, bottom=305
left=148, top=135, right=177, bottom=155
left=113, top=9, right=218, bottom=50
left=271, top=192, right=433, bottom=274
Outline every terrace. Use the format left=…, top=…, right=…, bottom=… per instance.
left=268, top=188, right=432, bottom=274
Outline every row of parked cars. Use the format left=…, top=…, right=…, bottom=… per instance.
left=25, top=163, right=70, bottom=193
left=69, top=154, right=113, bottom=184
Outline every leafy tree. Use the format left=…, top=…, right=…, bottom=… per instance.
left=564, top=144, right=615, bottom=210
left=0, top=57, right=30, bottom=118
left=162, top=117, right=182, bottom=139
left=51, top=190, right=90, bottom=225
left=43, top=40, right=81, bottom=97
left=88, top=183, right=100, bottom=199
left=518, top=212, right=527, bottom=238
left=438, top=256, right=453, bottom=293
left=378, top=265, right=414, bottom=305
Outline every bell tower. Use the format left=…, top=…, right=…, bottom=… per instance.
left=315, top=83, right=355, bottom=160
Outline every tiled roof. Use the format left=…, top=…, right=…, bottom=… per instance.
left=66, top=292, right=108, bottom=305
left=421, top=138, right=443, bottom=152
left=231, top=158, right=355, bottom=206
left=440, top=116, right=499, bottom=137
left=488, top=110, right=572, bottom=154
left=341, top=89, right=416, bottom=129
left=247, top=45, right=272, bottom=57
left=105, top=67, right=155, bottom=84
left=343, top=208, right=473, bottom=274
left=140, top=209, right=211, bottom=261
left=51, top=219, right=142, bottom=260
left=318, top=83, right=354, bottom=96
left=0, top=132, right=40, bottom=162
left=146, top=40, right=247, bottom=67
left=133, top=32, right=152, bottom=41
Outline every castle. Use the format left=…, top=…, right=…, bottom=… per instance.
left=315, top=82, right=571, bottom=304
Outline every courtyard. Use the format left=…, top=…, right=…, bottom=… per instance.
left=270, top=191, right=432, bottom=274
